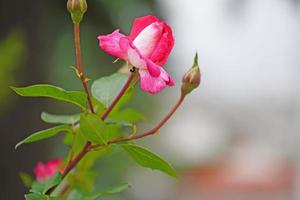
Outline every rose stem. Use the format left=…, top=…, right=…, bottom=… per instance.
left=90, top=93, right=186, bottom=149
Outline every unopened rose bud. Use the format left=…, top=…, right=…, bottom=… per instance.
left=67, top=0, right=87, bottom=24
left=181, top=53, right=201, bottom=96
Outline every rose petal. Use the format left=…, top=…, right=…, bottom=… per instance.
left=139, top=69, right=167, bottom=94
left=98, top=29, right=127, bottom=59
left=129, top=15, right=159, bottom=40
left=139, top=67, right=174, bottom=94
left=160, top=67, right=175, bottom=86
left=133, top=22, right=163, bottom=58
left=119, top=37, right=146, bottom=69
left=33, top=159, right=62, bottom=181
left=146, top=59, right=161, bottom=77
left=150, top=23, right=175, bottom=66
left=120, top=38, right=161, bottom=77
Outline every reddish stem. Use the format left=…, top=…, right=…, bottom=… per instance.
left=101, top=72, right=135, bottom=120
left=46, top=23, right=95, bottom=195
left=74, top=23, right=94, bottom=113
left=90, top=93, right=186, bottom=149
left=62, top=141, right=91, bottom=178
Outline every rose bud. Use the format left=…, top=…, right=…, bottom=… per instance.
left=67, top=0, right=87, bottom=23
left=181, top=53, right=201, bottom=96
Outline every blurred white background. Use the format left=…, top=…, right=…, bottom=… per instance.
left=127, top=0, right=300, bottom=199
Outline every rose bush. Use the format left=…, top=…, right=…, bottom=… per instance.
left=12, top=0, right=201, bottom=199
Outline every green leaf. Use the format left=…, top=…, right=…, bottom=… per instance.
left=41, top=112, right=80, bottom=124
left=91, top=73, right=132, bottom=107
left=66, top=190, right=100, bottom=200
left=66, top=183, right=130, bottom=200
left=91, top=97, right=106, bottom=116
left=11, top=84, right=87, bottom=110
left=105, top=124, right=122, bottom=141
left=105, top=118, right=132, bottom=127
left=80, top=113, right=107, bottom=144
left=30, top=173, right=62, bottom=194
left=25, top=193, right=61, bottom=200
left=100, top=183, right=130, bottom=196
left=121, top=144, right=177, bottom=178
left=109, top=108, right=144, bottom=124
left=16, top=125, right=71, bottom=149
left=20, top=172, right=34, bottom=188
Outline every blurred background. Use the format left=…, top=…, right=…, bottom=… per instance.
left=1, top=0, right=300, bottom=199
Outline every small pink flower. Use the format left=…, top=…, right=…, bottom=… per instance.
left=34, top=159, right=63, bottom=181
left=98, top=15, right=175, bottom=94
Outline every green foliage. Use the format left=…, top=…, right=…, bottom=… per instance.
left=91, top=73, right=133, bottom=107
left=66, top=190, right=100, bottom=200
left=30, top=173, right=62, bottom=194
left=11, top=84, right=88, bottom=110
left=109, top=108, right=144, bottom=124
left=41, top=112, right=80, bottom=124
left=64, top=127, right=86, bottom=155
left=20, top=172, right=34, bottom=188
left=106, top=108, right=143, bottom=135
left=25, top=193, right=61, bottom=200
left=15, top=125, right=72, bottom=149
left=91, top=98, right=106, bottom=116
left=68, top=167, right=98, bottom=193
left=122, top=144, right=177, bottom=178
left=100, top=182, right=130, bottom=195
left=104, top=124, right=122, bottom=141
left=80, top=113, right=108, bottom=144
left=67, top=146, right=114, bottom=193
left=66, top=182, right=130, bottom=200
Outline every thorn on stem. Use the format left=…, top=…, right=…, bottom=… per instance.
left=84, top=77, right=91, bottom=83
left=113, top=58, right=120, bottom=63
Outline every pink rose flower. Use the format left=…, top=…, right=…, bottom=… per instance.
left=33, top=159, right=63, bottom=181
left=98, top=15, right=175, bottom=94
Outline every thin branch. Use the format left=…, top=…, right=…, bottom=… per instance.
left=101, top=71, right=135, bottom=120
left=62, top=141, right=91, bottom=178
left=90, top=93, right=186, bottom=149
left=74, top=23, right=94, bottom=113
left=46, top=23, right=95, bottom=195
